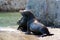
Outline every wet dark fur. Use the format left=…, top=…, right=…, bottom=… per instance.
left=17, top=10, right=53, bottom=36
left=17, top=15, right=27, bottom=32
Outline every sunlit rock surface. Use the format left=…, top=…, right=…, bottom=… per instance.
left=0, top=27, right=60, bottom=40
left=0, top=27, right=38, bottom=40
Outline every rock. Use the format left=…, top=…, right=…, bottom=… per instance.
left=0, top=0, right=27, bottom=11
left=25, top=0, right=60, bottom=27
left=0, top=27, right=60, bottom=40
left=0, top=27, right=38, bottom=40
left=25, top=0, right=50, bottom=26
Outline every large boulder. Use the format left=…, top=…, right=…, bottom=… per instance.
left=25, top=0, right=60, bottom=27
left=46, top=0, right=60, bottom=27
left=0, top=0, right=27, bottom=11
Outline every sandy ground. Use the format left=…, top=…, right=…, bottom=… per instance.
left=0, top=27, right=60, bottom=40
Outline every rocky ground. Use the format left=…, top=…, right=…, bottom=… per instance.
left=0, top=27, right=60, bottom=40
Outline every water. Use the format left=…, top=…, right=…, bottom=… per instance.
left=0, top=12, right=21, bottom=27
